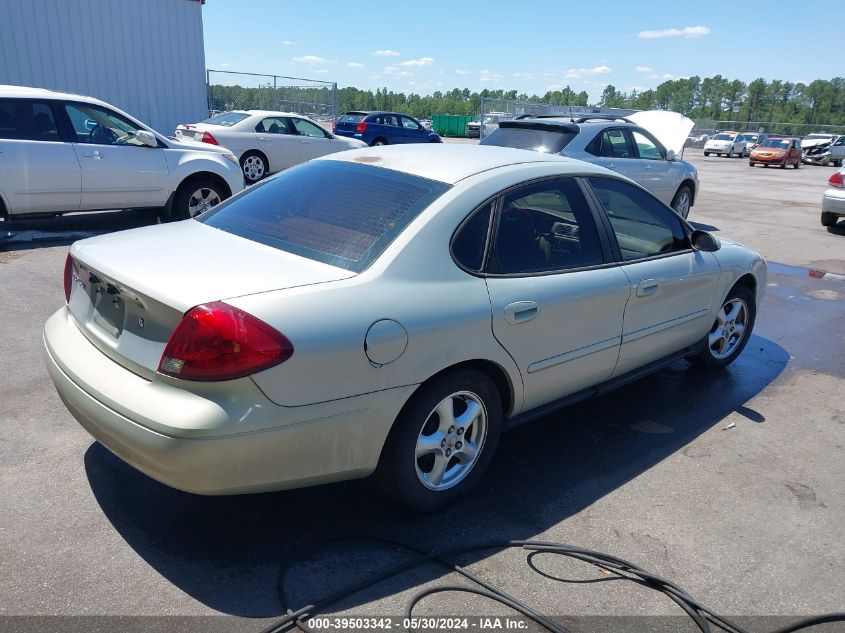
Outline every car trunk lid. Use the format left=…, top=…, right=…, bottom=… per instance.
left=67, top=221, right=355, bottom=378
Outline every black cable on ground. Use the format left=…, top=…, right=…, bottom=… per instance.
left=257, top=538, right=845, bottom=633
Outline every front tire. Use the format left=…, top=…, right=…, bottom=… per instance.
left=172, top=178, right=227, bottom=220
left=704, top=151, right=710, bottom=157
left=689, top=285, right=756, bottom=369
left=375, top=369, right=502, bottom=512
left=240, top=151, right=267, bottom=184
left=671, top=185, right=692, bottom=219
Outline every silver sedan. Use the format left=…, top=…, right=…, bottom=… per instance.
left=44, top=145, right=766, bottom=511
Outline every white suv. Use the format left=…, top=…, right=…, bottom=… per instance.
left=0, top=86, right=244, bottom=221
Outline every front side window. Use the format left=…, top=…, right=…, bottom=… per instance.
left=588, top=177, right=687, bottom=261
left=401, top=116, right=421, bottom=130
left=291, top=118, right=327, bottom=138
left=0, top=99, right=60, bottom=141
left=256, top=117, right=291, bottom=134
left=490, top=178, right=603, bottom=274
left=201, top=161, right=450, bottom=272
left=64, top=103, right=145, bottom=146
left=631, top=129, right=665, bottom=160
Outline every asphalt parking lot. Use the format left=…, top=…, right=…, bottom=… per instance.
left=1, top=150, right=843, bottom=631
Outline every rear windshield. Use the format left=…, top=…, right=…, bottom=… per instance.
left=339, top=113, right=367, bottom=123
left=201, top=161, right=450, bottom=272
left=201, top=112, right=250, bottom=127
left=480, top=125, right=577, bottom=154
left=712, top=133, right=734, bottom=140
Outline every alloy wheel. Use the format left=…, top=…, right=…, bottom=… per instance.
left=708, top=298, right=749, bottom=360
left=187, top=188, right=221, bottom=218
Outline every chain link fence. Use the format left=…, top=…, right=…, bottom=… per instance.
left=206, top=70, right=338, bottom=124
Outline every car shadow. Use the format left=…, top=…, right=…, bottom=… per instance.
left=825, top=222, right=845, bottom=236
left=84, top=334, right=789, bottom=618
left=0, top=209, right=159, bottom=252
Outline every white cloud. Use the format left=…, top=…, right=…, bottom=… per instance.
left=480, top=69, right=503, bottom=83
left=220, top=63, right=232, bottom=69
left=398, top=57, right=434, bottom=67
left=514, top=72, right=536, bottom=80
left=437, top=70, right=444, bottom=75
left=540, top=72, right=557, bottom=78
left=372, top=49, right=401, bottom=57
left=565, top=65, right=612, bottom=79
left=292, top=55, right=331, bottom=64
left=346, top=62, right=365, bottom=68
left=545, top=84, right=564, bottom=91
left=369, top=74, right=382, bottom=80
left=282, top=40, right=295, bottom=46
left=313, top=69, right=330, bottom=75
left=397, top=70, right=412, bottom=77
left=635, top=65, right=653, bottom=73
left=383, top=66, right=397, bottom=75
left=647, top=73, right=676, bottom=80
left=455, top=69, right=470, bottom=75
left=638, top=25, right=710, bottom=39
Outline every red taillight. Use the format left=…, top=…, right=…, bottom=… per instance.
left=200, top=131, right=219, bottom=145
left=829, top=171, right=844, bottom=188
left=63, top=254, right=73, bottom=303
left=332, top=120, right=337, bottom=133
left=355, top=121, right=367, bottom=134
left=158, top=301, right=293, bottom=381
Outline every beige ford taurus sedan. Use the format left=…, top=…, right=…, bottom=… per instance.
left=44, top=145, right=766, bottom=511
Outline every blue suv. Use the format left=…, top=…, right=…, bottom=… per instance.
left=333, top=111, right=441, bottom=146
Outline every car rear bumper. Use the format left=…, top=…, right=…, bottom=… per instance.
left=43, top=307, right=414, bottom=495
left=822, top=188, right=845, bottom=216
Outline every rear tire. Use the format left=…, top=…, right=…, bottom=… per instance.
left=794, top=160, right=800, bottom=169
left=240, top=151, right=267, bottom=184
left=821, top=212, right=839, bottom=227
left=372, top=138, right=388, bottom=146
left=749, top=162, right=755, bottom=167
left=375, top=369, right=502, bottom=512
left=780, top=159, right=788, bottom=169
left=704, top=151, right=710, bottom=157
left=688, top=284, right=756, bottom=369
left=171, top=178, right=227, bottom=221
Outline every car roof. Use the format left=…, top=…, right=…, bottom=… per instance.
left=242, top=110, right=303, bottom=117
left=317, top=143, right=614, bottom=185
left=0, top=84, right=109, bottom=107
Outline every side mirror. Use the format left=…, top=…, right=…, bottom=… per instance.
left=136, top=130, right=157, bottom=147
left=690, top=229, right=720, bottom=252
left=666, top=149, right=676, bottom=161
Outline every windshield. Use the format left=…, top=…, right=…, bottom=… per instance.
left=201, top=161, right=450, bottom=273
left=804, top=135, right=833, bottom=141
left=712, top=133, right=734, bottom=141
left=201, top=112, right=250, bottom=127
left=760, top=139, right=790, bottom=149
left=480, top=124, right=577, bottom=153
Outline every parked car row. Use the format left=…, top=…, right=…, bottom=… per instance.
left=703, top=130, right=845, bottom=167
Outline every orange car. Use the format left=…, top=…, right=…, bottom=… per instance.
left=749, top=137, right=802, bottom=168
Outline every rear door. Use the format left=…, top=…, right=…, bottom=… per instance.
left=256, top=116, right=302, bottom=171
left=586, top=176, right=721, bottom=376
left=587, top=127, right=640, bottom=180
left=483, top=177, right=631, bottom=411
left=0, top=98, right=80, bottom=214
left=60, top=102, right=169, bottom=210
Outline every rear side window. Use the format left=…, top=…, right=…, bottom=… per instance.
left=202, top=161, right=450, bottom=272
left=202, top=112, right=250, bottom=127
left=0, top=99, right=60, bottom=141
left=481, top=124, right=577, bottom=154
left=452, top=203, right=493, bottom=271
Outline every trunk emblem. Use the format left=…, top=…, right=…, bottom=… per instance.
left=138, top=317, right=145, bottom=329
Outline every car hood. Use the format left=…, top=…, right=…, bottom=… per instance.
left=626, top=110, right=695, bottom=155
left=801, top=138, right=835, bottom=148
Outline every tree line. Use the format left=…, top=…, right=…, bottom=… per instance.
left=208, top=75, right=845, bottom=127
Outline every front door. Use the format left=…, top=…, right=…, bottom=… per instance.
left=484, top=177, right=631, bottom=411
left=290, top=117, right=335, bottom=161
left=586, top=176, right=721, bottom=376
left=61, top=102, right=169, bottom=211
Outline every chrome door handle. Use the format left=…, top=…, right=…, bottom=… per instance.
left=300, top=140, right=310, bottom=144
left=636, top=279, right=658, bottom=297
left=81, top=150, right=102, bottom=159
left=258, top=137, right=269, bottom=141
left=504, top=301, right=540, bottom=324
left=644, top=163, right=652, bottom=169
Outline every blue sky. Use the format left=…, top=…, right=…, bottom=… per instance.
left=202, top=1, right=840, bottom=101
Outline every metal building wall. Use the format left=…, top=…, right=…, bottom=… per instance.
left=0, top=0, right=207, bottom=133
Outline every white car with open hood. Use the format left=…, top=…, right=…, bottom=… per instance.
left=0, top=85, right=244, bottom=221
left=479, top=110, right=700, bottom=218
left=175, top=110, right=367, bottom=184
